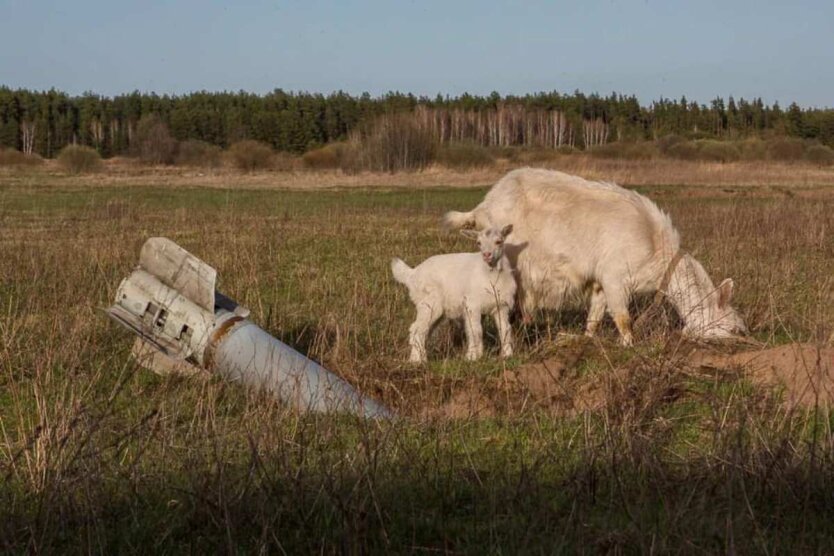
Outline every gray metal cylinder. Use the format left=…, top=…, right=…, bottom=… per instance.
left=207, top=311, right=392, bottom=419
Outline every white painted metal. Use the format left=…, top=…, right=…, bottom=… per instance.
left=106, top=237, right=393, bottom=419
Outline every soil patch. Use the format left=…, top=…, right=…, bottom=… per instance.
left=419, top=340, right=834, bottom=420
left=688, top=343, right=834, bottom=408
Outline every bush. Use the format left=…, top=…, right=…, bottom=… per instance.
left=176, top=140, right=222, bottom=168
left=666, top=141, right=699, bottom=161
left=57, top=145, right=101, bottom=174
left=588, top=142, right=657, bottom=160
left=556, top=145, right=577, bottom=155
left=805, top=144, right=834, bottom=166
left=489, top=146, right=520, bottom=162
left=0, top=148, right=43, bottom=167
left=767, top=138, right=806, bottom=161
left=303, top=143, right=353, bottom=170
left=737, top=138, right=769, bottom=161
left=517, top=147, right=562, bottom=163
left=272, top=152, right=299, bottom=172
left=656, top=134, right=686, bottom=155
left=228, top=140, right=274, bottom=172
left=436, top=142, right=494, bottom=169
left=133, top=114, right=178, bottom=165
left=695, top=140, right=740, bottom=163
left=352, top=114, right=436, bottom=172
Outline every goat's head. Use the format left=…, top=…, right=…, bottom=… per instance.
left=461, top=224, right=513, bottom=268
left=703, top=278, right=748, bottom=338
left=684, top=277, right=748, bottom=339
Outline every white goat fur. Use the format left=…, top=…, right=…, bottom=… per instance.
left=391, top=225, right=516, bottom=362
left=443, top=168, right=746, bottom=342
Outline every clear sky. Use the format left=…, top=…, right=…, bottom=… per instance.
left=1, top=0, right=832, bottom=107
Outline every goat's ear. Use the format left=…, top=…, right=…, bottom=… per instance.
left=717, top=278, right=734, bottom=308
left=501, top=224, right=513, bottom=238
left=459, top=229, right=479, bottom=240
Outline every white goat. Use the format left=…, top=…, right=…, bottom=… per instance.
left=391, top=225, right=516, bottom=362
left=444, top=168, right=747, bottom=344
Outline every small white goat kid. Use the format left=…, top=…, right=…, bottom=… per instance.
left=391, top=225, right=516, bottom=363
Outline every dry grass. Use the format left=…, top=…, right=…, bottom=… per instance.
left=2, top=155, right=834, bottom=190
left=1, top=180, right=833, bottom=552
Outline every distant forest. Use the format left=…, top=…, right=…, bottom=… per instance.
left=1, top=86, right=833, bottom=158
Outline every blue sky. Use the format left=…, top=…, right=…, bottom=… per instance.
left=1, top=0, right=832, bottom=107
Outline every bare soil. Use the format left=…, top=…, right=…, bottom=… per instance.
left=419, top=339, right=834, bottom=420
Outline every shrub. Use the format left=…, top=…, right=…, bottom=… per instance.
left=489, top=146, right=519, bottom=162
left=0, top=148, right=43, bottom=167
left=556, top=145, right=576, bottom=155
left=805, top=144, right=834, bottom=166
left=695, top=140, right=740, bottom=163
left=767, top=138, right=806, bottom=161
left=228, top=140, right=274, bottom=172
left=666, top=141, right=699, bottom=161
left=518, top=147, right=562, bottom=163
left=588, top=142, right=657, bottom=160
left=133, top=114, right=178, bottom=165
left=737, top=138, right=769, bottom=161
left=57, top=145, right=101, bottom=174
left=176, top=140, right=222, bottom=168
left=352, top=113, right=436, bottom=172
left=436, top=142, right=494, bottom=169
left=656, top=134, right=686, bottom=155
left=303, top=143, right=352, bottom=170
left=272, top=152, right=300, bottom=172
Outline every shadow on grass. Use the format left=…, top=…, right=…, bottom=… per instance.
left=2, top=413, right=833, bottom=554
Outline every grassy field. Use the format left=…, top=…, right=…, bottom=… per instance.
left=1, top=176, right=834, bottom=553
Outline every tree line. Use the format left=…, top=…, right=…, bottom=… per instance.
left=1, top=86, right=832, bottom=158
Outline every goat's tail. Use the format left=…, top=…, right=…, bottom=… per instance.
left=442, top=210, right=477, bottom=230
left=390, top=258, right=414, bottom=285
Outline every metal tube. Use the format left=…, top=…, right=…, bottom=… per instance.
left=106, top=237, right=394, bottom=419
left=208, top=311, right=392, bottom=419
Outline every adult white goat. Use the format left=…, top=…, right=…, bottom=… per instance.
left=391, top=224, right=516, bottom=362
left=443, top=168, right=746, bottom=344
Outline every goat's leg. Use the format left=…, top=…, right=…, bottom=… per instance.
left=463, top=305, right=484, bottom=361
left=601, top=281, right=634, bottom=346
left=408, top=301, right=441, bottom=363
left=493, top=306, right=514, bottom=357
left=585, top=282, right=607, bottom=337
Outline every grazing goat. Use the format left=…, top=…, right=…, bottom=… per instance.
left=391, top=225, right=516, bottom=362
left=444, top=168, right=746, bottom=344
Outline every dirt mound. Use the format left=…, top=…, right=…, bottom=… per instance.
left=688, top=343, right=834, bottom=407
left=422, top=340, right=834, bottom=420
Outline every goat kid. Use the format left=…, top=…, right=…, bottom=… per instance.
left=391, top=225, right=516, bottom=363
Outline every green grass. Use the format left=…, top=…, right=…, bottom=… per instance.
left=1, top=182, right=833, bottom=553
